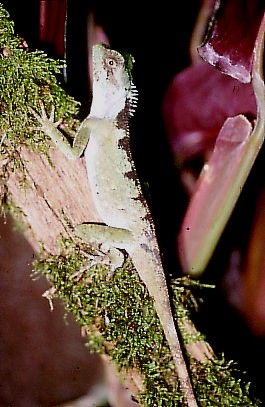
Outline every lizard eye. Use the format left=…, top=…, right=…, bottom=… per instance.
left=106, top=58, right=116, bottom=67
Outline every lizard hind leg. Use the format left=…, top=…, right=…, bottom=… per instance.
left=75, top=223, right=133, bottom=270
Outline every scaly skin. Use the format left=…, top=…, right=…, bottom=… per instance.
left=30, top=43, right=198, bottom=407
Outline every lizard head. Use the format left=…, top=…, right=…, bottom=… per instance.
left=90, top=43, right=137, bottom=120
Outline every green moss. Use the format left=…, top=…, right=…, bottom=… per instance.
left=193, top=358, right=260, bottom=406
left=0, top=2, right=81, bottom=208
left=0, top=3, right=80, bottom=162
left=33, top=240, right=261, bottom=406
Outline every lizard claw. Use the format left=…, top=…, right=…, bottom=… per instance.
left=39, top=101, right=58, bottom=124
left=29, top=101, right=62, bottom=128
left=48, top=105, right=55, bottom=122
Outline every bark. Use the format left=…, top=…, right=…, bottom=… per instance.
left=3, top=144, right=142, bottom=405
left=3, top=144, right=213, bottom=405
left=6, top=145, right=101, bottom=254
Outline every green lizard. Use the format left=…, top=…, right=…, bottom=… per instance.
left=30, top=43, right=198, bottom=407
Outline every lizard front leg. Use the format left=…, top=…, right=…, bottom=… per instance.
left=29, top=102, right=94, bottom=159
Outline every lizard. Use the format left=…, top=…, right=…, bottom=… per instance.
left=30, top=43, right=198, bottom=407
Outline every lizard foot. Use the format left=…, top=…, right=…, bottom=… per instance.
left=70, top=243, right=124, bottom=281
left=29, top=101, right=62, bottom=129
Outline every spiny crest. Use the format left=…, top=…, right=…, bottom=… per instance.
left=118, top=47, right=138, bottom=116
left=128, top=83, right=138, bottom=117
